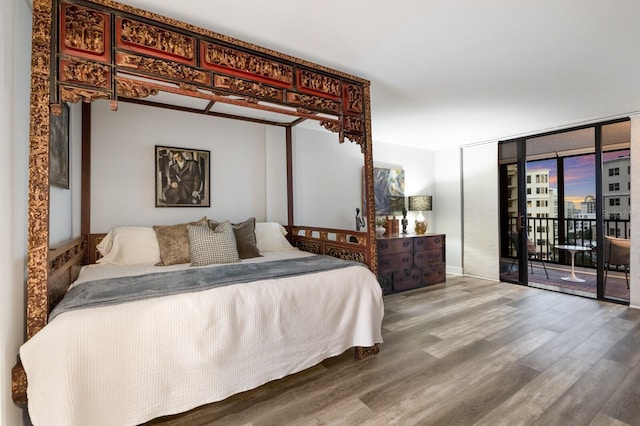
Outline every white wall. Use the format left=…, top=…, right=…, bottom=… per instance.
left=435, top=148, right=463, bottom=275
left=462, top=142, right=500, bottom=280
left=91, top=101, right=280, bottom=231
left=264, top=126, right=288, bottom=224
left=90, top=103, right=372, bottom=232
left=372, top=141, right=435, bottom=233
left=372, top=142, right=465, bottom=276
left=1, top=0, right=31, bottom=424
left=292, top=127, right=365, bottom=229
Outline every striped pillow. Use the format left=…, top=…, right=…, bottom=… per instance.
left=187, top=221, right=240, bottom=266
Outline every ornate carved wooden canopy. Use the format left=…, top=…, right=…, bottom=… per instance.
left=53, top=0, right=369, bottom=148
left=26, top=0, right=377, bottom=341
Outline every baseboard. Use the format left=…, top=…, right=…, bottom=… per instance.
left=446, top=266, right=464, bottom=276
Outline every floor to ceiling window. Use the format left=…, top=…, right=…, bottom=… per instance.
left=499, top=119, right=630, bottom=304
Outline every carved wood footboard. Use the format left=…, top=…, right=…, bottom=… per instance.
left=48, top=235, right=88, bottom=312
left=11, top=361, right=27, bottom=407
left=288, top=226, right=371, bottom=269
left=13, top=234, right=89, bottom=407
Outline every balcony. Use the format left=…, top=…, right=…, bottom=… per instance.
left=501, top=217, right=630, bottom=302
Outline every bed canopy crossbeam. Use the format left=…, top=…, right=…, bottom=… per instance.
left=112, top=74, right=343, bottom=129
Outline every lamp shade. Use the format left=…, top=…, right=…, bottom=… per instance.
left=408, top=195, right=432, bottom=212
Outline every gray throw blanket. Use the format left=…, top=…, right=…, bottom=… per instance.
left=49, top=255, right=362, bottom=321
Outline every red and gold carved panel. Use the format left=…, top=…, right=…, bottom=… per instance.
left=59, top=84, right=111, bottom=103
left=201, top=42, right=294, bottom=88
left=343, top=83, right=363, bottom=114
left=325, top=245, right=366, bottom=264
left=345, top=133, right=365, bottom=149
left=116, top=17, right=196, bottom=66
left=115, top=78, right=159, bottom=99
left=116, top=52, right=210, bottom=86
left=213, top=75, right=284, bottom=102
left=343, top=115, right=364, bottom=133
left=296, top=69, right=341, bottom=100
left=59, top=57, right=111, bottom=89
left=286, top=92, right=340, bottom=114
left=60, top=2, right=110, bottom=63
left=321, top=120, right=340, bottom=134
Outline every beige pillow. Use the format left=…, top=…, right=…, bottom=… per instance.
left=208, top=217, right=261, bottom=259
left=153, top=217, right=207, bottom=266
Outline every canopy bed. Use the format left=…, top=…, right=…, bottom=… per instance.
left=13, top=0, right=381, bottom=424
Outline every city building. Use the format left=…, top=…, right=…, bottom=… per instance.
left=603, top=155, right=631, bottom=238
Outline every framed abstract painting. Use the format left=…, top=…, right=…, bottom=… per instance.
left=155, top=145, right=210, bottom=207
left=372, top=167, right=405, bottom=215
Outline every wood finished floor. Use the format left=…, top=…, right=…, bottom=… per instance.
left=146, top=275, right=640, bottom=426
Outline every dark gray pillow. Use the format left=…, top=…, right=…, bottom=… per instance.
left=208, top=217, right=261, bottom=259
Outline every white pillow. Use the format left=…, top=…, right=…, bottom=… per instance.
left=255, top=222, right=296, bottom=252
left=96, top=227, right=161, bottom=265
left=96, top=232, right=113, bottom=257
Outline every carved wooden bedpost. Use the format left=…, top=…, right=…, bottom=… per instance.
left=363, top=83, right=378, bottom=276
left=26, top=0, right=54, bottom=339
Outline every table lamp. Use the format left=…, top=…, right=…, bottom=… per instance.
left=408, top=195, right=432, bottom=235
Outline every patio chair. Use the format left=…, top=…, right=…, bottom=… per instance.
left=507, top=233, right=549, bottom=279
left=603, top=236, right=630, bottom=290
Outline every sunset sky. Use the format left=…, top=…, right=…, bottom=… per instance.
left=527, top=150, right=629, bottom=208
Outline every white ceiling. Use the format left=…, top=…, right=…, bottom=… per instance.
left=114, top=0, right=640, bottom=150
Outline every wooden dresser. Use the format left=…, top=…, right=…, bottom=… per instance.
left=377, top=234, right=446, bottom=294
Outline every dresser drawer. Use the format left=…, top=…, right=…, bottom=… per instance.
left=377, top=273, right=394, bottom=295
left=377, top=238, right=414, bottom=256
left=378, top=253, right=413, bottom=274
left=393, top=268, right=422, bottom=292
left=413, top=235, right=444, bottom=252
left=421, top=263, right=446, bottom=285
left=414, top=249, right=444, bottom=268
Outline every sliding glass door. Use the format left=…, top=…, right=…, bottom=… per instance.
left=499, top=119, right=630, bottom=304
left=499, top=141, right=528, bottom=285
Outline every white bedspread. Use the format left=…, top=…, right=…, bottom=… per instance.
left=20, top=251, right=384, bottom=426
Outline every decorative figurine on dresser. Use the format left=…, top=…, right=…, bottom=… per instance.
left=376, top=234, right=446, bottom=294
left=355, top=207, right=365, bottom=231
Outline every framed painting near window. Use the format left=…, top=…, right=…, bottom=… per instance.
left=50, top=103, right=70, bottom=189
left=155, top=145, right=210, bottom=207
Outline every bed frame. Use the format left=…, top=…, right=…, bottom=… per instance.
left=14, top=0, right=379, bottom=408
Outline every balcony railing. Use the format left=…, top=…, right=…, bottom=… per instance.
left=505, top=217, right=630, bottom=268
